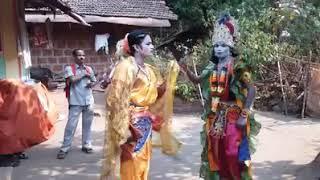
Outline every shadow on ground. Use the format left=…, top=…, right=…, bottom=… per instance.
left=150, top=115, right=202, bottom=180
left=253, top=160, right=306, bottom=180
left=11, top=90, right=320, bottom=180
left=12, top=130, right=104, bottom=180
left=12, top=91, right=203, bottom=180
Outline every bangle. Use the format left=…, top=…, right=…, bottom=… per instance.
left=241, top=110, right=248, bottom=117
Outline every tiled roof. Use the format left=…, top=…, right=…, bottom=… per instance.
left=25, top=0, right=90, bottom=26
left=64, top=0, right=177, bottom=20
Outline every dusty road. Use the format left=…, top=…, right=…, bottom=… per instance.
left=6, top=90, right=320, bottom=180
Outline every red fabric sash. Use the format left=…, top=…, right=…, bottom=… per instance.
left=120, top=110, right=162, bottom=161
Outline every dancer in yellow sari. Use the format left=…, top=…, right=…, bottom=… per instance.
left=100, top=30, right=181, bottom=180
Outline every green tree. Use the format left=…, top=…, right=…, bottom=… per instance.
left=166, top=0, right=320, bottom=66
left=164, top=0, right=320, bottom=102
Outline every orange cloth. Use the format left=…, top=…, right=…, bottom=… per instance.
left=120, top=140, right=152, bottom=180
left=206, top=115, right=219, bottom=171
left=0, top=79, right=57, bottom=154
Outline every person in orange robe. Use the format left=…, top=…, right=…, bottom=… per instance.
left=0, top=79, right=57, bottom=166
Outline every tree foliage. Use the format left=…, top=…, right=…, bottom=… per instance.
left=163, top=0, right=320, bottom=103
left=166, top=0, right=320, bottom=67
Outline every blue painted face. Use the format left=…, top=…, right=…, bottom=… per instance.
left=213, top=41, right=230, bottom=59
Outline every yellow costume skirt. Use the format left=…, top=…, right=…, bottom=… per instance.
left=120, top=140, right=152, bottom=180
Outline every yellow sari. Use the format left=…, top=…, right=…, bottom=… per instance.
left=101, top=57, right=181, bottom=180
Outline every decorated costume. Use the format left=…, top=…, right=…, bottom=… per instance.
left=196, top=14, right=261, bottom=180
left=100, top=35, right=181, bottom=180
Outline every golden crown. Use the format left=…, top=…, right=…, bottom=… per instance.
left=212, top=14, right=239, bottom=47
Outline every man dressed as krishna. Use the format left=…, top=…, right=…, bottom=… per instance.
left=180, top=13, right=261, bottom=180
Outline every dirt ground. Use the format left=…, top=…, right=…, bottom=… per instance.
left=4, top=90, right=320, bottom=180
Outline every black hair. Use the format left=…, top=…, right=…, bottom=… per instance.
left=127, top=30, right=149, bottom=56
left=210, top=46, right=238, bottom=64
left=72, top=49, right=84, bottom=56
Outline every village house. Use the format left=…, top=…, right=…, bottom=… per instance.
left=0, top=0, right=177, bottom=80
left=25, top=0, right=177, bottom=76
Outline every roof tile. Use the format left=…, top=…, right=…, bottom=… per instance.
left=64, top=0, right=177, bottom=20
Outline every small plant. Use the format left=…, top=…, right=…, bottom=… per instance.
left=175, top=80, right=197, bottom=102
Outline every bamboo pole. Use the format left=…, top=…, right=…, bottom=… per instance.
left=301, top=51, right=312, bottom=118
left=277, top=60, right=288, bottom=116
left=191, top=58, right=205, bottom=107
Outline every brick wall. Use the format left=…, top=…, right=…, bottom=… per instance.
left=29, top=23, right=128, bottom=76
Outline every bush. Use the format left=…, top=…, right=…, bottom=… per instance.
left=175, top=80, right=197, bottom=102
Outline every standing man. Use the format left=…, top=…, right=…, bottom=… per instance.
left=57, top=49, right=97, bottom=159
